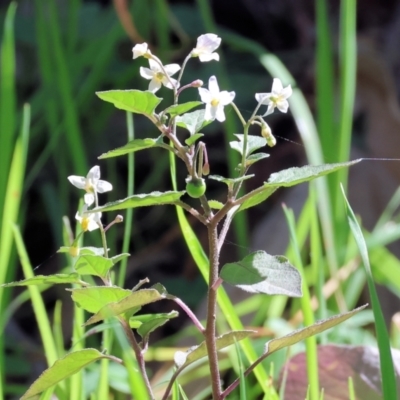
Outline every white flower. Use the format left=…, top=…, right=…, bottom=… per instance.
left=132, top=42, right=152, bottom=59
left=140, top=59, right=180, bottom=93
left=191, top=34, right=221, bottom=62
left=198, top=76, right=235, bottom=122
left=68, top=166, right=112, bottom=206
left=75, top=205, right=102, bottom=232
left=255, top=78, right=292, bottom=116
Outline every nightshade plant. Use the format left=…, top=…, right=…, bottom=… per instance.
left=4, top=33, right=366, bottom=399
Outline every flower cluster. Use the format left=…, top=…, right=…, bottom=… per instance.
left=132, top=34, right=292, bottom=129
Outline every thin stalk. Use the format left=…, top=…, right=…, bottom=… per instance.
left=119, top=317, right=155, bottom=400
left=118, top=111, right=135, bottom=288
left=205, top=223, right=222, bottom=398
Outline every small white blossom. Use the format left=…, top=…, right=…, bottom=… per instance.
left=191, top=34, right=221, bottom=62
left=68, top=166, right=112, bottom=206
left=140, top=59, right=180, bottom=93
left=198, top=76, right=235, bottom=122
left=255, top=78, right=292, bottom=116
left=75, top=205, right=102, bottom=232
left=132, top=43, right=151, bottom=59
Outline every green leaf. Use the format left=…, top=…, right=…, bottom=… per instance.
left=84, top=288, right=167, bottom=326
left=238, top=186, right=278, bottom=212
left=96, top=90, right=161, bottom=118
left=243, top=152, right=270, bottom=167
left=57, top=246, right=106, bottom=256
left=209, top=174, right=254, bottom=186
left=0, top=273, right=87, bottom=287
left=91, top=191, right=185, bottom=213
left=237, top=160, right=361, bottom=213
left=21, top=349, right=113, bottom=400
left=174, top=330, right=255, bottom=369
left=185, top=133, right=204, bottom=146
left=266, top=160, right=361, bottom=187
left=343, top=187, right=399, bottom=399
left=110, top=253, right=130, bottom=265
left=131, top=311, right=179, bottom=337
left=230, top=134, right=267, bottom=157
left=263, top=305, right=368, bottom=357
left=98, top=136, right=165, bottom=159
left=208, top=200, right=224, bottom=210
left=165, top=101, right=202, bottom=117
left=176, top=109, right=211, bottom=135
left=70, top=286, right=132, bottom=313
left=75, top=255, right=114, bottom=278
left=220, top=251, right=302, bottom=297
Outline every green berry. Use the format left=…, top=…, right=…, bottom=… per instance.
left=185, top=178, right=206, bottom=198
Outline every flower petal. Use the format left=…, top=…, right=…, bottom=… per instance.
left=196, top=34, right=221, bottom=52
left=208, top=76, right=220, bottom=96
left=96, top=180, right=113, bottom=193
left=87, top=166, right=100, bottom=181
left=68, top=175, right=86, bottom=189
left=148, top=59, right=161, bottom=72
left=84, top=193, right=95, bottom=206
left=162, top=77, right=179, bottom=90
left=198, top=88, right=212, bottom=103
left=164, top=63, right=181, bottom=76
left=199, top=53, right=219, bottom=62
left=215, top=105, right=226, bottom=122
left=281, top=85, right=293, bottom=99
left=271, top=78, right=283, bottom=94
left=148, top=79, right=162, bottom=93
left=255, top=93, right=271, bottom=104
left=219, top=90, right=235, bottom=105
left=277, top=100, right=289, bottom=113
left=132, top=43, right=149, bottom=59
left=204, top=104, right=215, bottom=121
left=140, top=67, right=154, bottom=80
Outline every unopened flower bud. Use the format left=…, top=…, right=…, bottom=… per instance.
left=115, top=215, right=124, bottom=223
left=202, top=161, right=210, bottom=176
left=69, top=245, right=80, bottom=258
left=261, top=122, right=276, bottom=147
left=191, top=79, right=203, bottom=88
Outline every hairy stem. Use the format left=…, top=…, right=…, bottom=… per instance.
left=205, top=223, right=221, bottom=399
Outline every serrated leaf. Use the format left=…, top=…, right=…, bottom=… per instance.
left=185, top=133, right=204, bottom=146
left=98, top=137, right=164, bottom=159
left=230, top=134, right=267, bottom=157
left=91, top=191, right=185, bottom=213
left=21, top=349, right=112, bottom=400
left=0, top=273, right=86, bottom=287
left=84, top=288, right=167, bottom=326
left=220, top=251, right=302, bottom=297
left=75, top=255, right=114, bottom=278
left=70, top=287, right=132, bottom=313
left=266, top=160, right=361, bottom=187
left=96, top=90, right=161, bottom=118
left=209, top=174, right=254, bottom=186
left=165, top=101, right=202, bottom=117
left=176, top=109, right=211, bottom=135
left=208, top=200, right=224, bottom=210
left=174, top=330, right=254, bottom=369
left=237, top=160, right=361, bottom=213
left=263, top=305, right=368, bottom=357
left=58, top=246, right=105, bottom=256
left=131, top=311, right=179, bottom=338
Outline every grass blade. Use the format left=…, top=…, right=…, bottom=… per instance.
left=12, top=224, right=60, bottom=397
left=283, top=205, right=319, bottom=400
left=0, top=2, right=17, bottom=227
left=342, top=185, right=398, bottom=399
